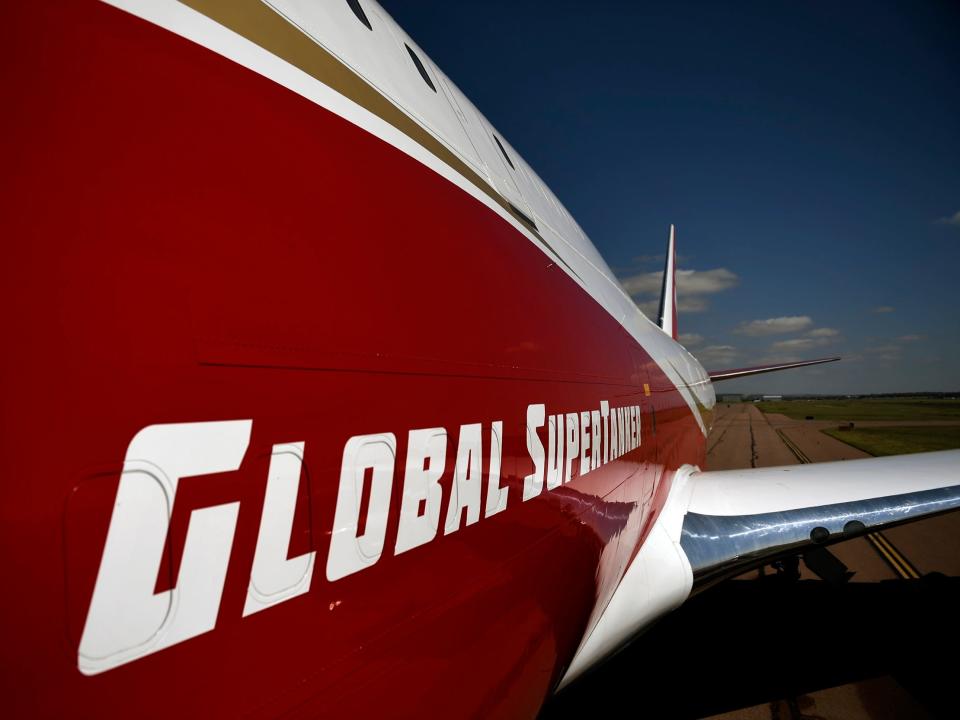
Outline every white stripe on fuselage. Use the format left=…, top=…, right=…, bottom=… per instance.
left=102, top=0, right=711, bottom=433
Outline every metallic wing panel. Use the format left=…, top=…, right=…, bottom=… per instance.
left=679, top=450, right=960, bottom=586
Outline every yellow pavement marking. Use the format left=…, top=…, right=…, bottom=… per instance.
left=868, top=531, right=920, bottom=579
left=775, top=427, right=920, bottom=580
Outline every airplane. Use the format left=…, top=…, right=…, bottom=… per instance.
left=2, top=1, right=957, bottom=717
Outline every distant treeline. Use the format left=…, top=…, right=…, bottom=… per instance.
left=743, top=392, right=959, bottom=401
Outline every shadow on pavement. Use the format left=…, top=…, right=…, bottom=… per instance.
left=541, top=574, right=960, bottom=719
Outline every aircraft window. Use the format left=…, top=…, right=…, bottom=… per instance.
left=346, top=0, right=372, bottom=30
left=509, top=202, right=538, bottom=231
left=493, top=134, right=515, bottom=170
left=404, top=44, right=437, bottom=93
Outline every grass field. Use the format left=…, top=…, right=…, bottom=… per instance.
left=822, top=426, right=960, bottom=456
left=756, top=398, right=960, bottom=422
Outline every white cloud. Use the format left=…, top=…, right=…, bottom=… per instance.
left=615, top=253, right=693, bottom=275
left=674, top=268, right=740, bottom=295
left=936, top=210, right=960, bottom=227
left=898, top=334, right=925, bottom=342
left=771, top=338, right=816, bottom=352
left=771, top=336, right=832, bottom=352
left=678, top=333, right=704, bottom=348
left=734, top=316, right=813, bottom=336
left=693, top=345, right=738, bottom=367
left=872, top=306, right=895, bottom=314
left=620, top=272, right=666, bottom=297
left=620, top=267, right=739, bottom=314
left=636, top=299, right=659, bottom=317
left=767, top=326, right=841, bottom=353
left=638, top=296, right=711, bottom=316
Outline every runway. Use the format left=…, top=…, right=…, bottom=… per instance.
left=545, top=402, right=960, bottom=719
left=705, top=403, right=960, bottom=718
left=709, top=403, right=960, bottom=584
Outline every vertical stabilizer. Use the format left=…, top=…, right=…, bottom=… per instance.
left=657, top=224, right=678, bottom=339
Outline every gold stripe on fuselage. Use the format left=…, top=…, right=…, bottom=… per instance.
left=179, top=0, right=580, bottom=279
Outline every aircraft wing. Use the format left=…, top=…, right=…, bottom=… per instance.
left=679, top=449, right=960, bottom=586
left=562, top=449, right=960, bottom=685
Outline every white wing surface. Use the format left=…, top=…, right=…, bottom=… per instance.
left=680, top=449, right=960, bottom=586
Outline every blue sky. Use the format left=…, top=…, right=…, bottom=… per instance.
left=381, top=0, right=959, bottom=394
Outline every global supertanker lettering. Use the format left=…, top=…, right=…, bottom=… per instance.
left=610, top=408, right=619, bottom=459
left=590, top=410, right=601, bottom=471
left=522, top=400, right=642, bottom=498
left=523, top=404, right=546, bottom=501
left=395, top=427, right=447, bottom=555
left=600, top=401, right=610, bottom=464
left=245, top=442, right=316, bottom=616
left=564, top=412, right=579, bottom=483
left=579, top=410, right=591, bottom=477
left=617, top=407, right=627, bottom=455
left=444, top=423, right=483, bottom=535
left=327, top=433, right=397, bottom=582
left=81, top=400, right=642, bottom=674
left=79, top=420, right=252, bottom=676
left=545, top=414, right=564, bottom=490
left=483, top=421, right=507, bottom=518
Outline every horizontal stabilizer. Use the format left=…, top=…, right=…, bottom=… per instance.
left=679, top=450, right=960, bottom=587
left=708, top=356, right=840, bottom=382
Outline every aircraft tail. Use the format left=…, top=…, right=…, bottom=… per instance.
left=657, top=224, right=678, bottom=339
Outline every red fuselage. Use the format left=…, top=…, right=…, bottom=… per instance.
left=1, top=3, right=706, bottom=716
